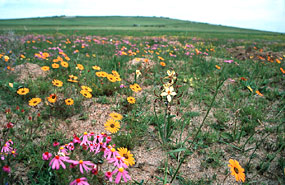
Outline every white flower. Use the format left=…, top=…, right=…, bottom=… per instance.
left=136, top=70, right=141, bottom=78
left=161, top=86, right=177, bottom=102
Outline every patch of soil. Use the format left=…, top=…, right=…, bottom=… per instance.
left=227, top=46, right=284, bottom=61
left=13, top=63, right=48, bottom=82
left=57, top=100, right=112, bottom=136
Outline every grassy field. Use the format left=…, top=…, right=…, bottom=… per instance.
left=0, top=16, right=284, bottom=184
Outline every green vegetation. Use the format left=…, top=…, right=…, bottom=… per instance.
left=0, top=16, right=284, bottom=184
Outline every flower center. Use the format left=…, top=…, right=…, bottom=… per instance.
left=79, top=160, right=83, bottom=164
left=76, top=178, right=81, bottom=183
left=55, top=155, right=59, bottom=159
left=234, top=167, right=239, bottom=174
left=84, top=132, right=88, bottom=135
left=167, top=90, right=171, bottom=94
left=44, top=152, right=49, bottom=155
left=123, top=154, right=129, bottom=159
left=110, top=124, right=115, bottom=128
left=111, top=148, right=116, bottom=152
left=118, top=167, right=124, bottom=173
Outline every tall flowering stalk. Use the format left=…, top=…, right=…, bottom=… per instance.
left=153, top=69, right=182, bottom=144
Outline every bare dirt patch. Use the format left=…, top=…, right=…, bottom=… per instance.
left=13, top=63, right=48, bottom=82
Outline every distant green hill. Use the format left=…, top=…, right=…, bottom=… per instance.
left=0, top=16, right=268, bottom=33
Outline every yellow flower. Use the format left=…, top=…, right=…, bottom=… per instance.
left=130, top=83, right=142, bottom=93
left=67, top=75, right=78, bottom=83
left=109, top=112, right=123, bottom=121
left=52, top=63, right=60, bottom=69
left=41, top=66, right=50, bottom=71
left=228, top=159, right=245, bottom=183
left=104, top=118, right=120, bottom=133
left=81, top=86, right=92, bottom=92
left=80, top=90, right=92, bottom=98
left=47, top=94, right=57, bottom=103
left=117, top=147, right=135, bottom=166
left=65, top=98, right=74, bottom=105
left=158, top=56, right=164, bottom=61
left=247, top=86, right=253, bottom=92
left=17, top=88, right=30, bottom=95
left=29, top=98, right=41, bottom=106
left=52, top=79, right=63, bottom=87
left=107, top=74, right=117, bottom=82
left=76, top=64, right=84, bottom=70
left=96, top=71, right=108, bottom=77
left=112, top=70, right=120, bottom=78
left=61, top=61, right=69, bottom=68
left=4, top=56, right=9, bottom=62
left=127, top=96, right=136, bottom=104
left=92, top=65, right=101, bottom=70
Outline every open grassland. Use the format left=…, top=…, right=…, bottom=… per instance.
left=0, top=16, right=284, bottom=184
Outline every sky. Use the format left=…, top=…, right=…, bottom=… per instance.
left=0, top=0, right=284, bottom=33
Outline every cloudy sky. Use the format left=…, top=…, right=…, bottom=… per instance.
left=0, top=0, right=284, bottom=33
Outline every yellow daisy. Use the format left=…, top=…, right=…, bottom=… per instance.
left=109, top=112, right=123, bottom=121
left=228, top=159, right=245, bottom=183
left=29, top=98, right=42, bottom=107
left=117, top=147, right=135, bottom=166
left=104, top=118, right=120, bottom=133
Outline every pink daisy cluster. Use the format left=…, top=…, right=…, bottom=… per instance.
left=43, top=132, right=132, bottom=184
left=1, top=139, right=17, bottom=173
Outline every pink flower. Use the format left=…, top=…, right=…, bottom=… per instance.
left=70, top=177, right=89, bottom=185
left=108, top=156, right=127, bottom=168
left=3, top=165, right=11, bottom=173
left=1, top=143, right=12, bottom=153
left=42, top=152, right=52, bottom=160
left=67, top=142, right=75, bottom=151
left=69, top=160, right=94, bottom=174
left=80, top=132, right=91, bottom=146
left=53, top=141, right=60, bottom=147
left=49, top=155, right=69, bottom=170
left=105, top=171, right=112, bottom=182
left=73, top=135, right=81, bottom=144
left=224, top=60, right=233, bottom=63
left=112, top=167, right=131, bottom=184
left=104, top=147, right=118, bottom=160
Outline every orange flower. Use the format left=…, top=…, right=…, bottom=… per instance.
left=52, top=63, right=60, bottom=69
left=41, top=66, right=50, bottom=71
left=280, top=67, right=285, bottom=74
left=241, top=77, right=247, bottom=81
left=76, top=64, right=84, bottom=70
left=158, top=56, right=164, bottom=61
left=228, top=159, right=245, bottom=182
left=215, top=65, right=221, bottom=69
left=160, top=62, right=166, bottom=67
left=61, top=61, right=69, bottom=68
left=256, top=90, right=263, bottom=97
left=47, top=94, right=57, bottom=103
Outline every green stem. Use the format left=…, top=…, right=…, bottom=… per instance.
left=171, top=78, right=225, bottom=183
